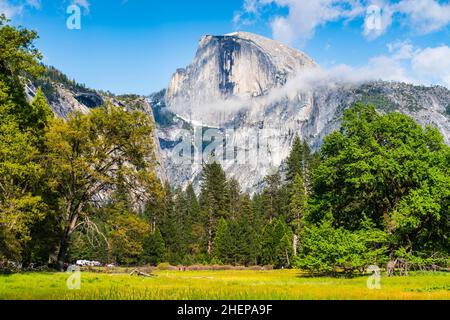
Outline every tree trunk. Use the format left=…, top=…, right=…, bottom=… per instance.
left=56, top=206, right=80, bottom=271
left=56, top=232, right=70, bottom=271
left=293, top=234, right=298, bottom=256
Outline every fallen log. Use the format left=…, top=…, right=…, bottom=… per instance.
left=129, top=268, right=156, bottom=277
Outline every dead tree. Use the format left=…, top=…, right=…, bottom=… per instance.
left=386, top=259, right=397, bottom=277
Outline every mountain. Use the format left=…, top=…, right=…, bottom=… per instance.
left=153, top=32, right=450, bottom=194
left=34, top=33, right=450, bottom=194
left=166, top=32, right=317, bottom=125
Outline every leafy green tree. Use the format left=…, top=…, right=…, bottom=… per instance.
left=0, top=15, right=44, bottom=128
left=298, top=213, right=387, bottom=275
left=29, top=87, right=53, bottom=135
left=310, top=103, right=450, bottom=263
left=45, top=105, right=160, bottom=270
left=109, top=213, right=149, bottom=265
left=0, top=117, right=46, bottom=262
left=0, top=19, right=53, bottom=265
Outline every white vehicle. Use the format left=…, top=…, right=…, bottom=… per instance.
left=76, top=260, right=102, bottom=267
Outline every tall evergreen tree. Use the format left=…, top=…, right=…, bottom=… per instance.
left=288, top=174, right=308, bottom=255
left=199, top=161, right=229, bottom=256
left=212, top=218, right=231, bottom=263
left=185, top=184, right=203, bottom=259
left=227, top=178, right=241, bottom=220
left=262, top=170, right=282, bottom=222
left=286, top=135, right=312, bottom=188
left=144, top=227, right=165, bottom=265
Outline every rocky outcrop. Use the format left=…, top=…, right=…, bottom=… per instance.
left=166, top=32, right=317, bottom=126
left=155, top=32, right=450, bottom=194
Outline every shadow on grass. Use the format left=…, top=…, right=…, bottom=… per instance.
left=295, top=271, right=371, bottom=279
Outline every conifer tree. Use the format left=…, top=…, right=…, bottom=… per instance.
left=144, top=227, right=165, bottom=265
left=262, top=170, right=282, bottom=222
left=199, top=161, right=229, bottom=256
left=289, top=174, right=308, bottom=255
left=286, top=135, right=312, bottom=189
left=212, top=218, right=231, bottom=263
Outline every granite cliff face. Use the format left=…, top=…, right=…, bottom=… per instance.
left=166, top=32, right=317, bottom=126
left=35, top=33, right=450, bottom=194
left=154, top=32, right=450, bottom=194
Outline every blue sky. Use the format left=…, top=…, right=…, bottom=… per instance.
left=1, top=0, right=450, bottom=94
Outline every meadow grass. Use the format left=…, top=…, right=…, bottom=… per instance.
left=0, top=270, right=448, bottom=300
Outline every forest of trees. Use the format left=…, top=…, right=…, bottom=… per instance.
left=1, top=16, right=449, bottom=275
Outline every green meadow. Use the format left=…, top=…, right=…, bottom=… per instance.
left=0, top=270, right=449, bottom=300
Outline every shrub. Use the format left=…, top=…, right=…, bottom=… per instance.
left=157, top=262, right=172, bottom=270
left=297, top=216, right=387, bottom=275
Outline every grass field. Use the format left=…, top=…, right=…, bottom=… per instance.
left=0, top=270, right=449, bottom=300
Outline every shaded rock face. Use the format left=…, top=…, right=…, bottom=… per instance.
left=154, top=32, right=450, bottom=194
left=26, top=82, right=91, bottom=118
left=75, top=93, right=104, bottom=109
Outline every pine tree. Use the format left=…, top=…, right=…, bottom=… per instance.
left=233, top=205, right=259, bottom=266
left=286, top=135, right=312, bottom=188
left=159, top=185, right=186, bottom=264
left=185, top=184, right=204, bottom=259
left=289, top=174, right=308, bottom=255
left=262, top=170, right=282, bottom=222
left=228, top=179, right=241, bottom=219
left=199, top=161, right=229, bottom=256
left=286, top=135, right=303, bottom=184
left=259, top=218, right=293, bottom=267
left=212, top=218, right=231, bottom=263
left=144, top=227, right=165, bottom=265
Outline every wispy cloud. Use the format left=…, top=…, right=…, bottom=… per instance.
left=234, top=0, right=450, bottom=45
left=0, top=0, right=23, bottom=18
left=234, top=0, right=364, bottom=45
left=0, top=0, right=41, bottom=18
left=168, top=41, right=450, bottom=126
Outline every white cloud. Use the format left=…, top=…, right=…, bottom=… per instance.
left=0, top=0, right=23, bottom=18
left=396, top=0, right=450, bottom=34
left=264, top=43, right=450, bottom=100
left=387, top=40, right=416, bottom=60
left=235, top=0, right=450, bottom=44
left=0, top=0, right=41, bottom=19
left=411, top=46, right=450, bottom=88
left=237, top=0, right=364, bottom=45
